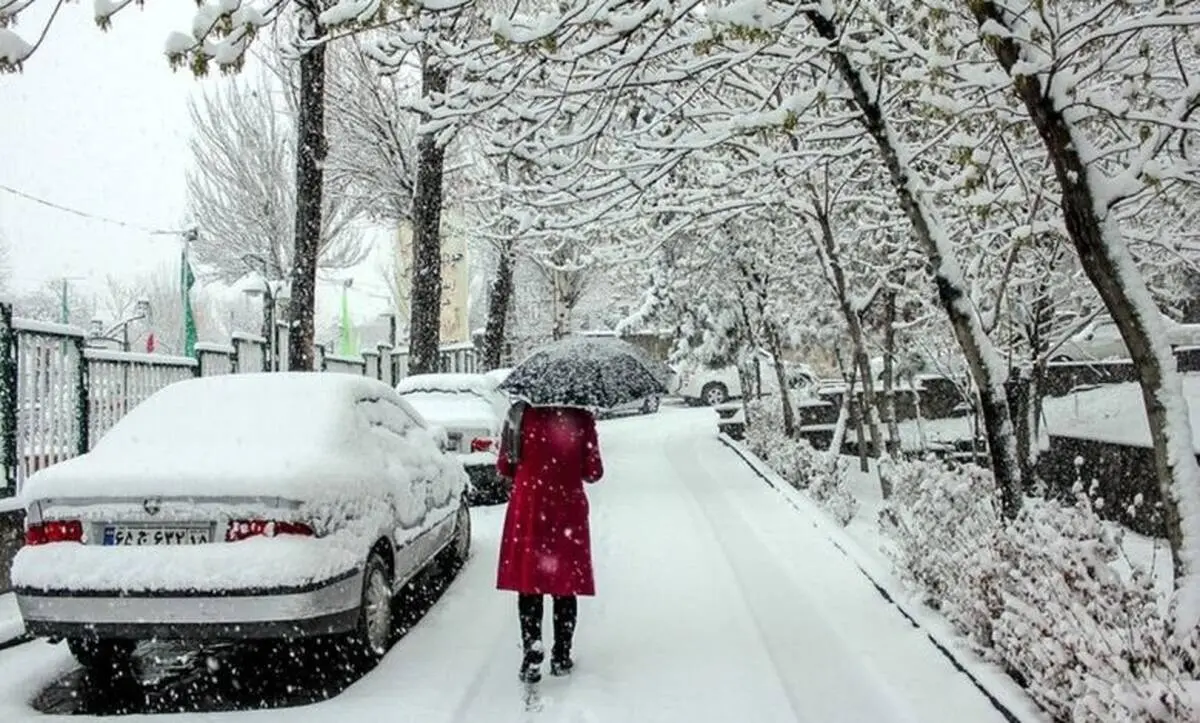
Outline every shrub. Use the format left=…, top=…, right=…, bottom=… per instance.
left=886, top=458, right=1196, bottom=722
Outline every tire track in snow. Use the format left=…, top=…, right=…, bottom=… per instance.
left=666, top=427, right=921, bottom=723
left=716, top=436, right=1036, bottom=723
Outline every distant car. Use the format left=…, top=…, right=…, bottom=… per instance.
left=1053, top=315, right=1200, bottom=362
left=675, top=350, right=817, bottom=406
left=396, top=373, right=511, bottom=505
left=12, top=373, right=470, bottom=671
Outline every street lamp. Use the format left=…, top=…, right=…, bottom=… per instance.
left=88, top=300, right=151, bottom=352
left=242, top=274, right=275, bottom=371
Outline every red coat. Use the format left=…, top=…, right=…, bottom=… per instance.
left=496, top=406, right=603, bottom=596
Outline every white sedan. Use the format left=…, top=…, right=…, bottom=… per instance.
left=1053, top=314, right=1200, bottom=362
left=12, top=373, right=470, bottom=670
left=396, top=373, right=511, bottom=505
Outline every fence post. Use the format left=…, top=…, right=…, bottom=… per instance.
left=315, top=343, right=327, bottom=371
left=0, top=304, right=15, bottom=497
left=363, top=350, right=380, bottom=379
left=75, top=337, right=90, bottom=454
left=377, top=343, right=393, bottom=385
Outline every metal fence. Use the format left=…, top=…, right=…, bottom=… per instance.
left=0, top=302, right=478, bottom=500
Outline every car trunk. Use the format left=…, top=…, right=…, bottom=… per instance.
left=26, top=495, right=310, bottom=548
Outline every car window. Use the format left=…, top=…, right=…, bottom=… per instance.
left=356, top=396, right=409, bottom=441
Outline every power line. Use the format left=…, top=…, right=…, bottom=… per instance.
left=0, top=183, right=189, bottom=236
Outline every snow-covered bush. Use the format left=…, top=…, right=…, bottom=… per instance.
left=886, top=458, right=1196, bottom=721
left=883, top=458, right=1006, bottom=653
left=808, top=453, right=857, bottom=526
left=994, top=488, right=1194, bottom=722
left=744, top=399, right=857, bottom=525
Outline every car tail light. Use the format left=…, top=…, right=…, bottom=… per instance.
left=25, top=520, right=84, bottom=546
left=225, top=519, right=315, bottom=542
left=470, top=437, right=494, bottom=453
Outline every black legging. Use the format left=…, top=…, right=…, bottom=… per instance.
left=518, top=594, right=577, bottom=655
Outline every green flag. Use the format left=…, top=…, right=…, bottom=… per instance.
left=181, top=249, right=197, bottom=358
left=338, top=284, right=356, bottom=356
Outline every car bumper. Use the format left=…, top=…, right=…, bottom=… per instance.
left=464, top=463, right=510, bottom=504
left=15, top=568, right=363, bottom=641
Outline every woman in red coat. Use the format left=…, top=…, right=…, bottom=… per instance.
left=496, top=402, right=604, bottom=683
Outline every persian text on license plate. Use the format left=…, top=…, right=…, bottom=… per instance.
left=102, top=526, right=212, bottom=546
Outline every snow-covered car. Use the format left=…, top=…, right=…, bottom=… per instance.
left=1053, top=315, right=1200, bottom=362
left=484, top=367, right=512, bottom=388
left=396, top=373, right=511, bottom=505
left=675, top=350, right=817, bottom=406
left=12, top=373, right=470, bottom=670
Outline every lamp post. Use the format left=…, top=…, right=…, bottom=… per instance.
left=243, top=276, right=274, bottom=371
left=88, top=299, right=151, bottom=352
left=244, top=276, right=290, bottom=371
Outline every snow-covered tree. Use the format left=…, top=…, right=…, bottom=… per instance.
left=958, top=0, right=1200, bottom=643
left=186, top=67, right=364, bottom=283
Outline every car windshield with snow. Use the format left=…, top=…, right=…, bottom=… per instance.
left=396, top=373, right=511, bottom=505
left=10, top=373, right=471, bottom=671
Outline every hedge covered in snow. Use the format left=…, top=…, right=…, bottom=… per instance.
left=740, top=402, right=1197, bottom=721
left=882, top=458, right=1198, bottom=722
left=743, top=399, right=858, bottom=526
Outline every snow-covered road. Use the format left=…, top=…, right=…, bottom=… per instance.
left=0, top=407, right=1016, bottom=722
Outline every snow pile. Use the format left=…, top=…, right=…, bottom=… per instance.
left=744, top=400, right=857, bottom=525
left=883, top=458, right=1197, bottom=721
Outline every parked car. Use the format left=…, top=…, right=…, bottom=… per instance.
left=396, top=373, right=511, bottom=505
left=675, top=350, right=817, bottom=406
left=484, top=367, right=512, bottom=388
left=12, top=372, right=471, bottom=670
left=1053, top=314, right=1200, bottom=362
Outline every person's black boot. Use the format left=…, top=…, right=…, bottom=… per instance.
left=551, top=596, right=577, bottom=676
left=518, top=595, right=545, bottom=683
left=550, top=646, right=573, bottom=677
left=520, top=641, right=544, bottom=683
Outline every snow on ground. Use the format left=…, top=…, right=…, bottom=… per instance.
left=837, top=416, right=978, bottom=452
left=0, top=593, right=23, bottom=645
left=1043, top=374, right=1200, bottom=449
left=0, top=407, right=1028, bottom=722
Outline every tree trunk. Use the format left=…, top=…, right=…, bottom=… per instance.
left=969, top=1, right=1200, bottom=633
left=1008, top=368, right=1034, bottom=489
left=287, top=8, right=326, bottom=373
left=765, top=322, right=797, bottom=438
left=804, top=9, right=1021, bottom=518
left=811, top=206, right=887, bottom=489
left=551, top=270, right=571, bottom=340
left=881, top=287, right=902, bottom=456
left=407, top=57, right=449, bottom=376
left=829, top=353, right=857, bottom=461
left=482, top=239, right=515, bottom=370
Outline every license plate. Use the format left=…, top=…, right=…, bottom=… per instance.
left=102, top=526, right=212, bottom=546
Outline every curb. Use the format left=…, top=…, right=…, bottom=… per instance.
left=718, top=434, right=1046, bottom=723
left=0, top=632, right=32, bottom=653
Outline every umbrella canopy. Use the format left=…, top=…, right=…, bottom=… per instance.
left=499, top=336, right=669, bottom=409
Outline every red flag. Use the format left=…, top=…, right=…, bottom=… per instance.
left=145, top=332, right=156, bottom=353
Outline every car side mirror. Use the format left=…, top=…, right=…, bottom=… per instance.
left=428, top=425, right=449, bottom=451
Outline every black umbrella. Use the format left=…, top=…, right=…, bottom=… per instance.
left=499, top=336, right=669, bottom=409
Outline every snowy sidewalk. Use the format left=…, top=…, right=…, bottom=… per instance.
left=0, top=408, right=1031, bottom=722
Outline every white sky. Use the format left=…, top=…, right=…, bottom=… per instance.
left=0, top=3, right=392, bottom=326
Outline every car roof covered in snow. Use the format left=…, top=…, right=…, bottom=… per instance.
left=21, top=373, right=432, bottom=503
left=396, top=373, right=495, bottom=396
left=401, top=391, right=503, bottom=430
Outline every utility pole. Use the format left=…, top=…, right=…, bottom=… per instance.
left=58, top=276, right=87, bottom=326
